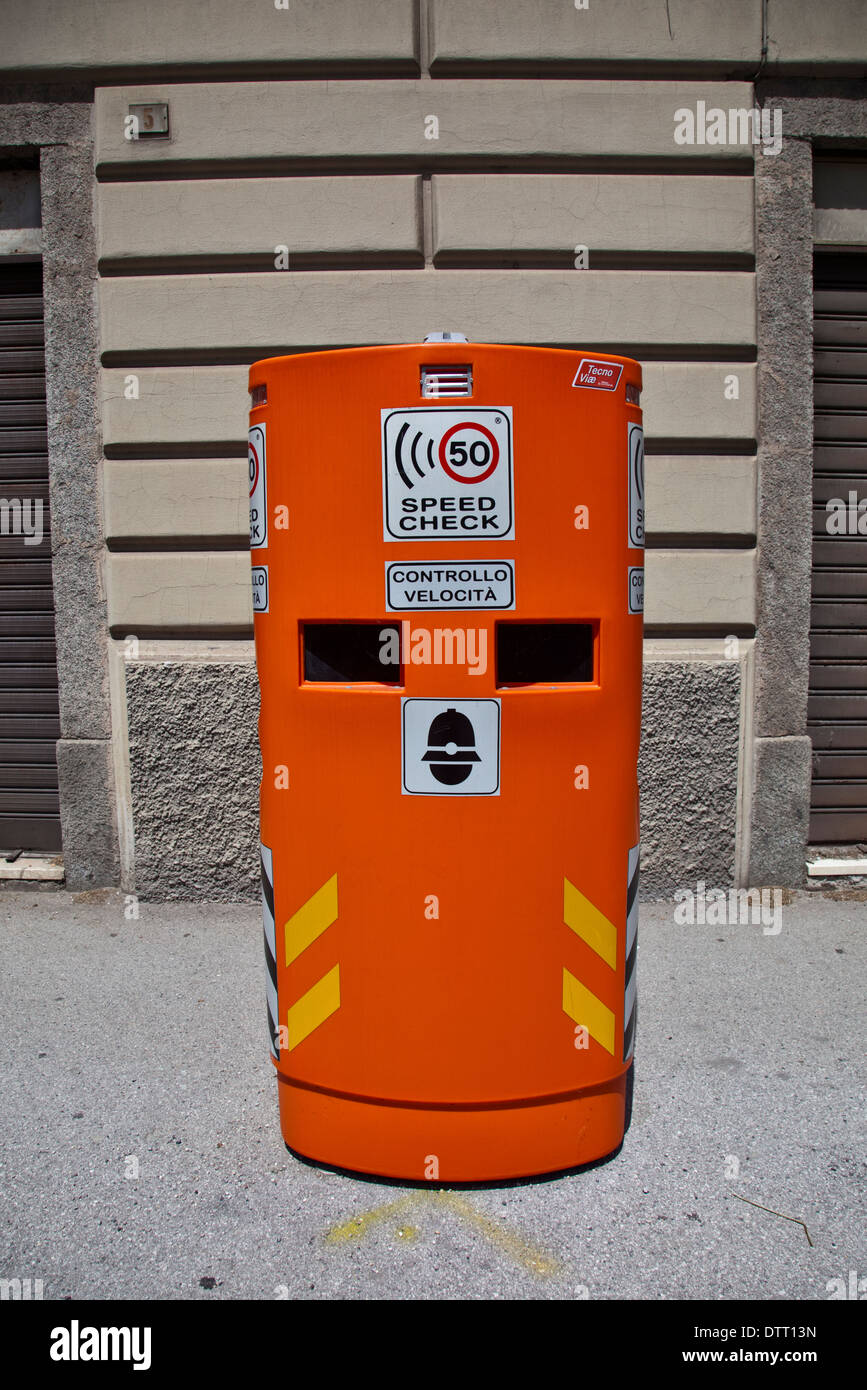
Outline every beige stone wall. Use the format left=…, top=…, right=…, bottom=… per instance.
left=88, top=72, right=767, bottom=639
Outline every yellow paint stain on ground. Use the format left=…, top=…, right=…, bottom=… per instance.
left=433, top=1192, right=563, bottom=1279
left=325, top=1189, right=562, bottom=1279
left=325, top=1195, right=419, bottom=1245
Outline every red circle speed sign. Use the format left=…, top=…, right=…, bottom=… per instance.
left=249, top=442, right=260, bottom=498
left=438, top=421, right=499, bottom=484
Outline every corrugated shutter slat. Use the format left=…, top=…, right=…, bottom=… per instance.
left=0, top=262, right=61, bottom=852
left=809, top=251, right=867, bottom=842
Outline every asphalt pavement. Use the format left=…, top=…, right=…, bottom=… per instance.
left=0, top=889, right=863, bottom=1301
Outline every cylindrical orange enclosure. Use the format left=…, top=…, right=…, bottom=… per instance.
left=250, top=340, right=643, bottom=1182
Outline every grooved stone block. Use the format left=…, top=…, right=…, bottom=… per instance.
left=646, top=457, right=756, bottom=536
left=98, top=177, right=422, bottom=263
left=108, top=553, right=254, bottom=632
left=766, top=0, right=867, bottom=67
left=99, top=269, right=756, bottom=355
left=642, top=362, right=756, bottom=441
left=104, top=460, right=248, bottom=541
left=94, top=80, right=757, bottom=169
left=430, top=0, right=762, bottom=68
left=647, top=551, right=756, bottom=629
left=0, top=0, right=417, bottom=74
left=432, top=174, right=755, bottom=258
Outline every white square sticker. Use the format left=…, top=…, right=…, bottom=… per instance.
left=628, top=422, right=644, bottom=549
left=252, top=565, right=269, bottom=613
left=249, top=423, right=267, bottom=550
left=628, top=566, right=644, bottom=614
left=402, top=699, right=501, bottom=796
left=383, top=407, right=513, bottom=542
left=385, top=560, right=515, bottom=611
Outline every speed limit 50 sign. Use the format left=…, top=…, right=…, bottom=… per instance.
left=382, top=407, right=514, bottom=540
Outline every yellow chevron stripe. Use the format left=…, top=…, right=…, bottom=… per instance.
left=285, top=873, right=338, bottom=965
left=563, top=877, right=617, bottom=970
left=286, top=965, right=341, bottom=1051
left=562, top=968, right=615, bottom=1056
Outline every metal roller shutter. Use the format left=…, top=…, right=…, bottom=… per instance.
left=0, top=262, right=61, bottom=851
left=809, top=252, right=867, bottom=843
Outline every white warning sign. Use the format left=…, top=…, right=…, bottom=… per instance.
left=402, top=698, right=500, bottom=796
left=385, top=561, right=515, bottom=612
left=249, top=423, right=267, bottom=550
left=382, top=407, right=513, bottom=541
left=251, top=565, right=269, bottom=613
left=628, top=566, right=644, bottom=615
left=628, top=421, right=644, bottom=549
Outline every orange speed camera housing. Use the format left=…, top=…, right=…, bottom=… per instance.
left=249, top=340, right=643, bottom=1182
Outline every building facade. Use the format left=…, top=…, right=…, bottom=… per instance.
left=0, top=0, right=865, bottom=897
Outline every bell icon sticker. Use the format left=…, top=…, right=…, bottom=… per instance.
left=402, top=699, right=500, bottom=796
left=422, top=708, right=481, bottom=786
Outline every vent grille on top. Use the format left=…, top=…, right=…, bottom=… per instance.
left=421, top=365, right=473, bottom=397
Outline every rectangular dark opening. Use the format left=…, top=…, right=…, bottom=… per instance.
left=302, top=622, right=401, bottom=684
left=496, top=622, right=595, bottom=686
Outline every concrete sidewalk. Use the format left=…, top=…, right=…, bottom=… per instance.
left=0, top=890, right=863, bottom=1301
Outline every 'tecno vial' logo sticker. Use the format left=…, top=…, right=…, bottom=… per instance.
left=382, top=407, right=514, bottom=541
left=572, top=358, right=623, bottom=391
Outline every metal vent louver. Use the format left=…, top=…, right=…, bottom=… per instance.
left=421, top=365, right=473, bottom=397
